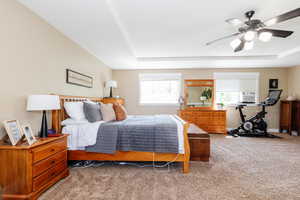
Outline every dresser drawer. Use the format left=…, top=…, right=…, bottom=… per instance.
left=33, top=150, right=67, bottom=177
left=32, top=139, right=66, bottom=163
left=33, top=161, right=67, bottom=192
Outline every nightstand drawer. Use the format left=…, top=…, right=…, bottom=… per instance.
left=32, top=139, right=66, bottom=163
left=33, top=161, right=67, bottom=192
left=33, top=150, right=67, bottom=177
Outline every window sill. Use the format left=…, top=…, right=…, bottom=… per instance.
left=225, top=103, right=259, bottom=107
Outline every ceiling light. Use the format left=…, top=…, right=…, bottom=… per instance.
left=230, top=38, right=242, bottom=49
left=244, top=31, right=256, bottom=41
left=244, top=41, right=254, bottom=50
left=259, top=31, right=273, bottom=42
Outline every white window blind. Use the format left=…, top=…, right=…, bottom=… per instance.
left=139, top=73, right=181, bottom=104
left=214, top=72, right=259, bottom=105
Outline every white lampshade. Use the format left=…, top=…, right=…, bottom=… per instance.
left=27, top=95, right=60, bottom=111
left=105, top=80, right=118, bottom=88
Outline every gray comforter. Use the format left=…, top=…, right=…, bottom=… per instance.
left=85, top=115, right=179, bottom=154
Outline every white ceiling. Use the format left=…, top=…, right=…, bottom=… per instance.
left=18, top=0, right=300, bottom=69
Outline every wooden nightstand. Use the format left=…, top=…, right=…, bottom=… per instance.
left=0, top=135, right=69, bottom=200
left=101, top=97, right=125, bottom=105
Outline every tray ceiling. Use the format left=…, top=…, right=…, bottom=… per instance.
left=18, top=0, right=300, bottom=69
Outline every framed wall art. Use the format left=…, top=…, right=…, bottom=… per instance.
left=269, top=79, right=278, bottom=89
left=66, top=69, right=93, bottom=88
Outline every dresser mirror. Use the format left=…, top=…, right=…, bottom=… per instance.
left=184, top=79, right=215, bottom=109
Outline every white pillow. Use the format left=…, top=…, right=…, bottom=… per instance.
left=64, top=102, right=86, bottom=121
left=100, top=103, right=116, bottom=121
left=61, top=118, right=89, bottom=126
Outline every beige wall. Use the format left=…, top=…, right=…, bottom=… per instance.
left=113, top=68, right=288, bottom=129
left=0, top=0, right=112, bottom=137
left=287, top=66, right=300, bottom=99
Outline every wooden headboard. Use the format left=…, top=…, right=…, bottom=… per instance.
left=51, top=95, right=103, bottom=133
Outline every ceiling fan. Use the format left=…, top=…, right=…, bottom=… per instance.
left=206, top=8, right=300, bottom=52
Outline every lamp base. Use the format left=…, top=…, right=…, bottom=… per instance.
left=109, top=87, right=113, bottom=98
left=40, top=110, right=48, bottom=138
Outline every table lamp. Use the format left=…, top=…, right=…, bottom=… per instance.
left=105, top=80, right=118, bottom=98
left=27, top=95, right=60, bottom=138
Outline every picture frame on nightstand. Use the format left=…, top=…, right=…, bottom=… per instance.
left=22, top=123, right=37, bottom=145
left=3, top=120, right=24, bottom=146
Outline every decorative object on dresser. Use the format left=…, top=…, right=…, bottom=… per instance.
left=105, top=80, right=118, bottom=98
left=66, top=69, right=93, bottom=88
left=2, top=120, right=24, bottom=146
left=101, top=97, right=125, bottom=105
left=27, top=95, right=61, bottom=138
left=280, top=100, right=300, bottom=135
left=0, top=135, right=69, bottom=200
left=179, top=79, right=227, bottom=134
left=21, top=123, right=37, bottom=145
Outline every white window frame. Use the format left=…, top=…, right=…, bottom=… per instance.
left=213, top=72, right=260, bottom=106
left=139, top=73, right=182, bottom=106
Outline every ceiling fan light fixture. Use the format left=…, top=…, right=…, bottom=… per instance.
left=259, top=31, right=273, bottom=42
left=244, top=41, right=254, bottom=50
left=244, top=30, right=256, bottom=41
left=230, top=38, right=241, bottom=49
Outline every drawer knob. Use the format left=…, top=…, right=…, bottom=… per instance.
left=50, top=149, right=55, bottom=152
left=51, top=160, right=55, bottom=164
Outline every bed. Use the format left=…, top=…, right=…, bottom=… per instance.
left=51, top=95, right=190, bottom=173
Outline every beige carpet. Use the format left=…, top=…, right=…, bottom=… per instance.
left=40, top=134, right=300, bottom=200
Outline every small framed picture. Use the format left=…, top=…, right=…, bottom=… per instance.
left=269, top=79, right=278, bottom=89
left=3, top=120, right=24, bottom=146
left=22, top=124, right=37, bottom=145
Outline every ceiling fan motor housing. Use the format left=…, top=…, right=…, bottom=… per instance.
left=245, top=10, right=255, bottom=20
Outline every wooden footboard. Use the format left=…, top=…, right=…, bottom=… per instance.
left=52, top=95, right=190, bottom=173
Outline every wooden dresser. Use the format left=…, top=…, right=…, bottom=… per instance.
left=179, top=109, right=227, bottom=134
left=280, top=100, right=300, bottom=135
left=0, top=135, right=69, bottom=200
left=101, top=97, right=125, bottom=105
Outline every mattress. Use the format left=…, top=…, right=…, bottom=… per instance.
left=62, top=115, right=185, bottom=154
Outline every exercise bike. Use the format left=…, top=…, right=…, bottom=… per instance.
left=228, top=89, right=282, bottom=138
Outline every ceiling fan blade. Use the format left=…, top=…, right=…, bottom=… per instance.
left=206, top=33, right=240, bottom=46
left=264, top=8, right=300, bottom=26
left=234, top=40, right=245, bottom=52
left=225, top=18, right=243, bottom=26
left=259, top=29, right=294, bottom=38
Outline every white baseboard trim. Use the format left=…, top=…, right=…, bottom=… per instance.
left=227, top=128, right=279, bottom=133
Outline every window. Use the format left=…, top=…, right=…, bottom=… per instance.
left=139, top=73, right=181, bottom=104
left=214, top=72, right=259, bottom=105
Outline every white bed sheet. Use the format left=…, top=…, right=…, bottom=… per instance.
left=62, top=115, right=185, bottom=154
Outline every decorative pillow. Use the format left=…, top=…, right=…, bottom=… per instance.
left=61, top=118, right=89, bottom=126
left=113, top=103, right=127, bottom=121
left=83, top=102, right=103, bottom=123
left=100, top=103, right=116, bottom=121
left=64, top=102, right=86, bottom=121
